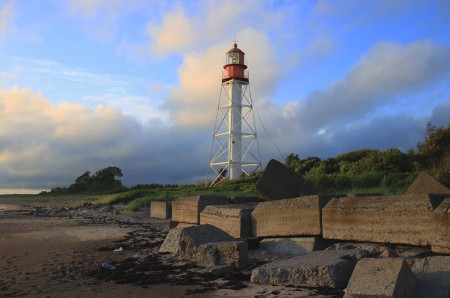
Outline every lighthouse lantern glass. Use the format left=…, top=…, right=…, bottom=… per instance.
left=227, top=52, right=239, bottom=64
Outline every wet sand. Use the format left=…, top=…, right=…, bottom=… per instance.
left=0, top=204, right=335, bottom=297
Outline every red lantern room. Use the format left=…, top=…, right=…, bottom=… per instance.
left=222, top=43, right=249, bottom=83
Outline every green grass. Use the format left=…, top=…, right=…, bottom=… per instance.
left=0, top=171, right=412, bottom=212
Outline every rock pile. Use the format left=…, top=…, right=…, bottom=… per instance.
left=26, top=202, right=120, bottom=217
left=157, top=163, right=450, bottom=296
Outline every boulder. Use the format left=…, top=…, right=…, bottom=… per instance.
left=171, top=195, right=229, bottom=224
left=251, top=249, right=363, bottom=288
left=196, top=240, right=249, bottom=269
left=251, top=195, right=333, bottom=237
left=322, top=194, right=444, bottom=246
left=405, top=171, right=450, bottom=194
left=159, top=224, right=235, bottom=260
left=200, top=204, right=256, bottom=238
left=345, top=258, right=416, bottom=298
left=150, top=201, right=172, bottom=219
left=431, top=198, right=450, bottom=254
left=255, top=159, right=315, bottom=200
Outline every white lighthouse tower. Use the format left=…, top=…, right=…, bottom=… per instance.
left=209, top=42, right=261, bottom=183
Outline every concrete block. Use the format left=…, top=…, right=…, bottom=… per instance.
left=406, top=171, right=450, bottom=194
left=159, top=224, right=235, bottom=260
left=171, top=195, right=229, bottom=224
left=259, top=237, right=333, bottom=256
left=345, top=258, right=416, bottom=298
left=196, top=240, right=249, bottom=269
left=409, top=256, right=450, bottom=298
left=322, top=194, right=442, bottom=246
left=431, top=198, right=450, bottom=254
left=251, top=195, right=332, bottom=237
left=150, top=201, right=171, bottom=219
left=256, top=159, right=315, bottom=200
left=251, top=249, right=361, bottom=288
left=200, top=204, right=256, bottom=238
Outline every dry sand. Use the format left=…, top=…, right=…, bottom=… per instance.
left=0, top=204, right=336, bottom=297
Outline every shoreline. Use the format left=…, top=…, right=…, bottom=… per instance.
left=1, top=203, right=330, bottom=298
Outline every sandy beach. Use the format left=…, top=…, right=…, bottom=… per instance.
left=0, top=203, right=335, bottom=298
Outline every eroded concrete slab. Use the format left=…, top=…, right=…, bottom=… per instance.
left=150, top=201, right=171, bottom=219
left=322, top=194, right=443, bottom=246
left=171, top=195, right=229, bottom=224
left=196, top=240, right=249, bottom=269
left=255, top=159, right=315, bottom=200
left=251, top=195, right=333, bottom=237
left=431, top=198, right=450, bottom=254
left=251, top=249, right=363, bottom=288
left=200, top=204, right=256, bottom=238
left=409, top=256, right=450, bottom=298
left=159, top=224, right=235, bottom=260
left=344, top=258, right=416, bottom=298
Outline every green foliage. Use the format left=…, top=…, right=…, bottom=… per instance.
left=51, top=166, right=127, bottom=195
left=284, top=123, right=450, bottom=193
left=417, top=123, right=450, bottom=170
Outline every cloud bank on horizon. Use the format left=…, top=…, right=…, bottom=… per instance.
left=0, top=0, right=449, bottom=193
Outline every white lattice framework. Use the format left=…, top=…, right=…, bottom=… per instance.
left=209, top=78, right=261, bottom=184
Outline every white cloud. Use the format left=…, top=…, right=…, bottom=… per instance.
left=147, top=7, right=197, bottom=57
left=0, top=87, right=211, bottom=190
left=2, top=56, right=168, bottom=123
left=164, top=28, right=277, bottom=128
left=299, top=41, right=450, bottom=131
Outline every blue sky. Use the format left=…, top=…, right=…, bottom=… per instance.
left=0, top=0, right=449, bottom=193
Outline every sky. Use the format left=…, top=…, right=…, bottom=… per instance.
left=0, top=0, right=449, bottom=194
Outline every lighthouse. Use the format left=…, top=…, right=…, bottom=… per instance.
left=209, top=42, right=261, bottom=183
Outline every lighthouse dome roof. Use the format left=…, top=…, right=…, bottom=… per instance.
left=227, top=43, right=245, bottom=54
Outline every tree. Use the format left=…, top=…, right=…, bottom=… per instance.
left=66, top=166, right=125, bottom=194
left=285, top=153, right=301, bottom=172
left=417, top=123, right=450, bottom=170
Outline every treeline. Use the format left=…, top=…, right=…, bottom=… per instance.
left=284, top=123, right=450, bottom=194
left=45, top=166, right=180, bottom=195
left=43, top=123, right=448, bottom=196
left=47, top=166, right=127, bottom=195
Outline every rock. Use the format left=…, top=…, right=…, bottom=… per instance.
left=345, top=258, right=416, bottom=298
left=322, top=194, right=444, bottom=246
left=251, top=249, right=363, bottom=288
left=380, top=247, right=399, bottom=258
left=327, top=242, right=388, bottom=255
left=159, top=224, right=235, bottom=260
left=255, top=159, right=315, bottom=200
left=195, top=265, right=235, bottom=276
left=200, top=204, right=255, bottom=238
left=405, top=171, right=450, bottom=194
left=251, top=195, right=333, bottom=237
left=98, top=205, right=115, bottom=213
left=408, top=256, right=450, bottom=298
left=171, top=195, right=229, bottom=224
left=150, top=201, right=172, bottom=219
left=196, top=240, right=249, bottom=269
left=80, top=201, right=93, bottom=209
